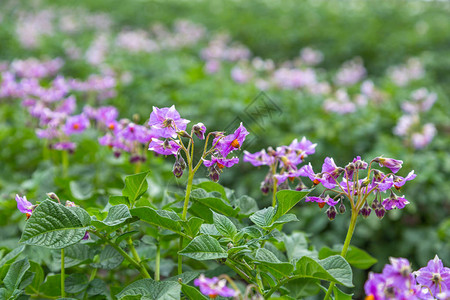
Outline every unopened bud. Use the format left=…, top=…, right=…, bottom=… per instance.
left=132, top=114, right=140, bottom=123
left=295, top=180, right=308, bottom=191
left=208, top=165, right=220, bottom=182
left=326, top=206, right=337, bottom=221
left=177, top=130, right=191, bottom=139
left=359, top=201, right=372, bottom=218
left=375, top=201, right=386, bottom=219
left=339, top=201, right=346, bottom=214
left=47, top=192, right=59, bottom=201
left=227, top=242, right=234, bottom=249
left=129, top=155, right=141, bottom=164
left=361, top=177, right=370, bottom=187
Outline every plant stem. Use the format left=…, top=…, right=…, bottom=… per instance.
left=127, top=237, right=151, bottom=279
left=62, top=150, right=69, bottom=178
left=61, top=248, right=65, bottom=298
left=178, top=236, right=183, bottom=275
left=272, top=178, right=278, bottom=207
left=90, top=231, right=150, bottom=278
left=155, top=231, right=160, bottom=281
left=323, top=210, right=358, bottom=300
left=181, top=171, right=195, bottom=220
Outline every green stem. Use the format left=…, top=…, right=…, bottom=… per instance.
left=90, top=231, right=150, bottom=278
left=155, top=231, right=160, bottom=281
left=323, top=210, right=358, bottom=300
left=272, top=178, right=278, bottom=207
left=62, top=150, right=69, bottom=178
left=61, top=248, right=65, bottom=298
left=224, top=260, right=252, bottom=283
left=178, top=236, right=183, bottom=275
left=127, top=237, right=151, bottom=279
left=181, top=171, right=195, bottom=220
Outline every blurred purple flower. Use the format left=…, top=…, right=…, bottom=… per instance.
left=63, top=114, right=90, bottom=135
left=15, top=194, right=33, bottom=216
left=415, top=255, right=450, bottom=297
left=148, top=139, right=180, bottom=156
left=194, top=274, right=236, bottom=298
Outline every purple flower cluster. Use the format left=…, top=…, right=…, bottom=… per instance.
left=194, top=274, right=236, bottom=298
left=365, top=256, right=450, bottom=300
left=243, top=137, right=316, bottom=194
left=146, top=106, right=248, bottom=181
left=393, top=88, right=437, bottom=149
left=297, top=156, right=416, bottom=220
left=387, top=57, right=425, bottom=87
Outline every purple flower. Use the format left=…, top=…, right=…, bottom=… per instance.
left=96, top=106, right=118, bottom=123
left=374, top=157, right=403, bottom=173
left=274, top=169, right=303, bottom=184
left=382, top=193, right=409, bottom=210
left=63, top=114, right=90, bottom=135
left=52, top=142, right=76, bottom=152
left=194, top=274, right=236, bottom=298
left=393, top=170, right=417, bottom=189
left=203, top=156, right=239, bottom=169
left=415, top=255, right=450, bottom=297
left=383, top=257, right=414, bottom=288
left=316, top=157, right=344, bottom=189
left=148, top=139, right=181, bottom=156
left=288, top=137, right=317, bottom=156
left=148, top=105, right=190, bottom=138
left=213, top=122, right=249, bottom=157
left=82, top=232, right=90, bottom=240
left=15, top=194, right=33, bottom=216
left=65, top=201, right=77, bottom=207
left=117, top=123, right=152, bottom=143
left=243, top=149, right=274, bottom=167
left=192, top=122, right=206, bottom=140
left=305, top=195, right=338, bottom=208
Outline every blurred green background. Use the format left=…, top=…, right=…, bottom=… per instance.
left=0, top=0, right=449, bottom=298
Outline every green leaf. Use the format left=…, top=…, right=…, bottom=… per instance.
left=254, top=248, right=294, bottom=278
left=249, top=207, right=276, bottom=229
left=333, top=286, right=353, bottom=300
left=65, top=273, right=88, bottom=294
left=87, top=278, right=107, bottom=296
left=193, top=181, right=228, bottom=200
left=39, top=274, right=61, bottom=297
left=189, top=188, right=239, bottom=218
left=67, top=206, right=91, bottom=227
left=212, top=211, right=237, bottom=239
left=274, top=189, right=310, bottom=220
left=25, top=261, right=44, bottom=295
left=109, top=195, right=129, bottom=206
left=70, top=180, right=94, bottom=200
left=92, top=245, right=124, bottom=270
left=318, top=246, right=377, bottom=270
left=91, top=204, right=134, bottom=232
left=117, top=278, right=181, bottom=300
left=294, top=255, right=353, bottom=287
left=285, top=278, right=320, bottom=298
left=181, top=283, right=208, bottom=300
left=236, top=195, right=259, bottom=217
left=122, top=171, right=149, bottom=206
left=283, top=232, right=313, bottom=261
left=269, top=213, right=298, bottom=229
left=179, top=235, right=227, bottom=260
left=3, top=258, right=30, bottom=292
left=181, top=217, right=204, bottom=237
left=199, top=224, right=221, bottom=236
left=131, top=207, right=183, bottom=235
left=20, top=200, right=88, bottom=249
left=54, top=244, right=95, bottom=268
left=0, top=245, right=25, bottom=268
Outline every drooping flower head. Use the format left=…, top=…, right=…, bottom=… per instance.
left=382, top=192, right=410, bottom=210
left=148, top=105, right=190, bottom=138
left=192, top=122, right=206, bottom=140
left=214, top=122, right=249, bottom=157
left=148, top=139, right=181, bottom=156
left=15, top=194, right=34, bottom=218
left=194, top=274, right=236, bottom=298
left=374, top=157, right=403, bottom=173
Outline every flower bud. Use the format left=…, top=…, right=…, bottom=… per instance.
left=326, top=206, right=337, bottom=221
left=173, top=155, right=186, bottom=178
left=192, top=123, right=206, bottom=140
left=208, top=165, right=220, bottom=182
left=47, top=192, right=59, bottom=202
left=339, top=201, right=346, bottom=214
left=177, top=130, right=192, bottom=139
left=359, top=201, right=372, bottom=218
left=130, top=155, right=141, bottom=164
left=65, top=201, right=77, bottom=207
left=375, top=201, right=386, bottom=219
left=295, top=180, right=308, bottom=191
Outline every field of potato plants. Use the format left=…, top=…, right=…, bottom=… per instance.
left=0, top=0, right=449, bottom=299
